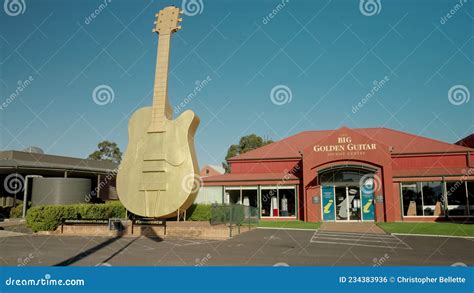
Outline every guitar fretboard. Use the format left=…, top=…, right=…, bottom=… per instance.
left=148, top=33, right=173, bottom=133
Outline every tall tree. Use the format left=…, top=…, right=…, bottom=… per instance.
left=88, top=140, right=122, bottom=164
left=222, top=134, right=273, bottom=173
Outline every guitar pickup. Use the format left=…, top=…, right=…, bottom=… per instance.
left=142, top=160, right=167, bottom=172
left=143, top=151, right=166, bottom=161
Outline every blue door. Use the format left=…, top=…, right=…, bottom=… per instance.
left=321, top=185, right=335, bottom=221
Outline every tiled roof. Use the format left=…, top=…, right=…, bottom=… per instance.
left=0, top=150, right=118, bottom=173
left=228, top=127, right=472, bottom=161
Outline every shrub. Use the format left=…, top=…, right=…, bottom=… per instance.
left=26, top=205, right=77, bottom=232
left=9, top=203, right=24, bottom=218
left=186, top=204, right=211, bottom=221
left=26, top=201, right=126, bottom=232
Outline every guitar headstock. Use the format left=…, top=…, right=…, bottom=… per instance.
left=153, top=6, right=182, bottom=35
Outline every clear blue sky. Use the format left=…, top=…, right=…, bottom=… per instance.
left=1, top=0, right=473, bottom=167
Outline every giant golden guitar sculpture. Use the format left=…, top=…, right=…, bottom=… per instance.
left=117, top=6, right=200, bottom=218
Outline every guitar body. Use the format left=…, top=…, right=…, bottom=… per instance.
left=117, top=107, right=200, bottom=218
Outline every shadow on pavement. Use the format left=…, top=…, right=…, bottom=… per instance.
left=54, top=227, right=165, bottom=266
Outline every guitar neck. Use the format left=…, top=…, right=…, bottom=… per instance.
left=149, top=33, right=173, bottom=133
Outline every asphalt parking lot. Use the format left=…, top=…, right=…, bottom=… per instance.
left=0, top=228, right=472, bottom=266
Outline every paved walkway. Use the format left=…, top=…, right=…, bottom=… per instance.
left=319, top=222, right=386, bottom=234
left=310, top=230, right=411, bottom=249
left=0, top=219, right=26, bottom=228
left=0, top=230, right=26, bottom=238
left=0, top=229, right=472, bottom=266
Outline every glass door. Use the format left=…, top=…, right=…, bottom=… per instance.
left=348, top=186, right=361, bottom=221
left=335, top=187, right=347, bottom=220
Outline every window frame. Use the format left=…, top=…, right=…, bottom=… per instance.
left=400, top=181, right=472, bottom=218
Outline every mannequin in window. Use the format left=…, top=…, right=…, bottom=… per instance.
left=281, top=195, right=288, bottom=216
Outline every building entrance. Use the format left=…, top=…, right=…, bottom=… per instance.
left=319, top=167, right=376, bottom=222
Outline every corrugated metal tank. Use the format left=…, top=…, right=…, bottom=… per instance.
left=31, top=178, right=91, bottom=206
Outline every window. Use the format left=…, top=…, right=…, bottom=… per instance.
left=401, top=181, right=473, bottom=217
left=260, top=187, right=277, bottom=217
left=260, top=186, right=296, bottom=217
left=446, top=181, right=468, bottom=216
left=226, top=189, right=240, bottom=205
left=421, top=182, right=444, bottom=216
left=401, top=183, right=423, bottom=216
left=468, top=182, right=474, bottom=215
left=278, top=187, right=296, bottom=217
left=319, top=168, right=372, bottom=184
left=242, top=187, right=258, bottom=208
left=224, top=186, right=258, bottom=207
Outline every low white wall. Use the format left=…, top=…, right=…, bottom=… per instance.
left=194, top=186, right=222, bottom=204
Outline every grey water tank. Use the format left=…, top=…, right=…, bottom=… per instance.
left=31, top=178, right=91, bottom=206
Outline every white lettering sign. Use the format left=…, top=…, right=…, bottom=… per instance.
left=313, top=135, right=377, bottom=154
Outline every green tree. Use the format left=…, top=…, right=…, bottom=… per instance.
left=88, top=140, right=122, bottom=164
left=222, top=134, right=273, bottom=173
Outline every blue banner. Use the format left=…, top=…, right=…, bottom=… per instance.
left=322, top=185, right=335, bottom=221
left=0, top=267, right=472, bottom=292
left=361, top=187, right=375, bottom=221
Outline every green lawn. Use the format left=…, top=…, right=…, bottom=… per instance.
left=377, top=222, right=474, bottom=237
left=258, top=220, right=320, bottom=230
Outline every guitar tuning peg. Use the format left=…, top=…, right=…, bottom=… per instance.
left=177, top=26, right=182, bottom=30
left=178, top=18, right=182, bottom=22
left=155, top=13, right=159, bottom=17
left=153, top=21, right=157, bottom=24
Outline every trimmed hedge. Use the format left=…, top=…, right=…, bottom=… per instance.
left=186, top=204, right=211, bottom=221
left=9, top=203, right=24, bottom=218
left=26, top=201, right=126, bottom=232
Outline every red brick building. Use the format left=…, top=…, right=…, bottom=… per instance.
left=203, top=127, right=474, bottom=222
left=200, top=165, right=225, bottom=177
